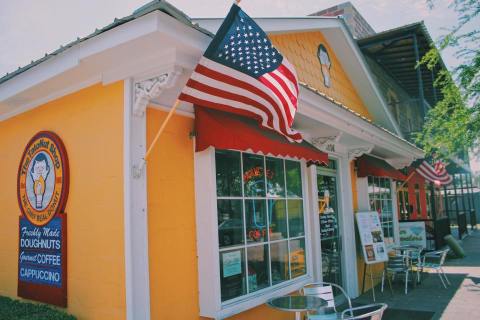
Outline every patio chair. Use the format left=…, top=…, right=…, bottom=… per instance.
left=300, top=281, right=353, bottom=320
left=394, top=245, right=423, bottom=284
left=340, top=303, right=388, bottom=320
left=416, top=249, right=450, bottom=288
left=381, top=254, right=411, bottom=295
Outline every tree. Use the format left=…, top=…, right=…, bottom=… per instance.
left=416, top=0, right=479, bottom=162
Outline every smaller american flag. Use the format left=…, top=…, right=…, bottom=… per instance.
left=179, top=4, right=302, bottom=142
left=416, top=160, right=453, bottom=185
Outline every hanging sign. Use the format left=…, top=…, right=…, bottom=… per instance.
left=356, top=211, right=388, bottom=264
left=17, top=131, right=69, bottom=307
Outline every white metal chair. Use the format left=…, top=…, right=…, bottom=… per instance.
left=381, top=254, right=411, bottom=295
left=300, top=282, right=353, bottom=320
left=417, top=249, right=450, bottom=288
left=394, top=245, right=423, bottom=284
left=340, top=303, right=388, bottom=320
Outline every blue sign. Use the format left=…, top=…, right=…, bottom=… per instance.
left=18, top=217, right=63, bottom=287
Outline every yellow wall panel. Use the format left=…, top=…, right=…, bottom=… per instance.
left=146, top=108, right=200, bottom=319
left=270, top=32, right=372, bottom=119
left=0, top=82, right=126, bottom=319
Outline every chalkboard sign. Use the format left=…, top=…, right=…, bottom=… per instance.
left=319, top=212, right=337, bottom=239
left=356, top=211, right=388, bottom=264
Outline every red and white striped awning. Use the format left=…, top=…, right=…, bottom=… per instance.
left=416, top=160, right=453, bottom=185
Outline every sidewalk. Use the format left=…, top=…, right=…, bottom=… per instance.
left=354, top=229, right=480, bottom=320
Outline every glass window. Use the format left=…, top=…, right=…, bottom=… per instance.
left=216, top=150, right=242, bottom=197
left=368, top=177, right=394, bottom=246
left=216, top=150, right=307, bottom=302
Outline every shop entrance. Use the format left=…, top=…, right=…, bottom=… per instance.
left=317, top=161, right=343, bottom=287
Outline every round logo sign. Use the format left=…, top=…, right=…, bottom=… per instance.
left=17, top=131, right=69, bottom=226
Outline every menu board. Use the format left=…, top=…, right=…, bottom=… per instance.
left=356, top=211, right=388, bottom=264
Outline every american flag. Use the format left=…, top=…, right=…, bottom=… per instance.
left=416, top=160, right=453, bottom=185
left=179, top=4, right=302, bottom=142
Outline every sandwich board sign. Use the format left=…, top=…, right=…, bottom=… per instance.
left=399, top=221, right=427, bottom=248
left=356, top=211, right=388, bottom=264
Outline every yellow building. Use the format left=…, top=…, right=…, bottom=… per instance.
left=0, top=1, right=423, bottom=319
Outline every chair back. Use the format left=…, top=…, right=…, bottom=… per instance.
left=387, top=254, right=409, bottom=271
left=341, top=303, right=388, bottom=320
left=303, top=284, right=335, bottom=309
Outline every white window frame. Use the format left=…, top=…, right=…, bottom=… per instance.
left=194, top=147, right=315, bottom=319
left=320, top=153, right=358, bottom=297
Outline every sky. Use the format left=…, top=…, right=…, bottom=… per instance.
left=0, top=0, right=477, bottom=172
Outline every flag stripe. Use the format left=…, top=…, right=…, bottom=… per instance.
left=269, top=70, right=298, bottom=121
left=185, top=78, right=276, bottom=130
left=259, top=73, right=297, bottom=128
left=198, top=58, right=298, bottom=136
left=194, top=61, right=293, bottom=137
left=276, top=63, right=299, bottom=95
left=416, top=161, right=452, bottom=185
left=187, top=58, right=301, bottom=140
left=179, top=91, right=302, bottom=142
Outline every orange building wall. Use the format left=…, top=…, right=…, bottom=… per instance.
left=146, top=108, right=200, bottom=319
left=270, top=31, right=372, bottom=119
left=0, top=83, right=126, bottom=319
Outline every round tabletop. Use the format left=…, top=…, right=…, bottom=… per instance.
left=267, top=295, right=327, bottom=312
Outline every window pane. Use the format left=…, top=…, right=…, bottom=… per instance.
left=247, top=244, right=270, bottom=293
left=270, top=241, right=290, bottom=285
left=289, top=238, right=306, bottom=278
left=218, top=200, right=244, bottom=248
left=216, top=150, right=242, bottom=197
left=243, top=153, right=266, bottom=197
left=380, top=178, right=387, bottom=199
left=269, top=199, right=287, bottom=240
left=385, top=179, right=391, bottom=198
left=220, top=249, right=246, bottom=301
left=286, top=160, right=302, bottom=198
left=288, top=200, right=304, bottom=237
left=245, top=200, right=268, bottom=243
left=266, top=157, right=285, bottom=197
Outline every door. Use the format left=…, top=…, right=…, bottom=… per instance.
left=317, top=161, right=343, bottom=287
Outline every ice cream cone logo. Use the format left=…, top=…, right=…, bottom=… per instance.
left=30, top=153, right=50, bottom=209
left=18, top=131, right=69, bottom=226
left=317, top=44, right=332, bottom=88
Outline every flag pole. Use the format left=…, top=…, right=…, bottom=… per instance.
left=141, top=0, right=242, bottom=168
left=397, top=170, right=416, bottom=192
left=144, top=99, right=181, bottom=163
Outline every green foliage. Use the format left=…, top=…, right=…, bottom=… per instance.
left=416, top=0, right=479, bottom=160
left=0, top=296, right=76, bottom=320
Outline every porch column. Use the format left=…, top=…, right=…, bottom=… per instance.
left=123, top=68, right=182, bottom=320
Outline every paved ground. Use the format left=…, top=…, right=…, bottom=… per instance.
left=354, top=228, right=480, bottom=320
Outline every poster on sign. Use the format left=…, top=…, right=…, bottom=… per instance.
left=17, top=131, right=69, bottom=307
left=356, top=211, right=388, bottom=264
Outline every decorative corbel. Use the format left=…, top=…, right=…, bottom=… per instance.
left=133, top=66, right=183, bottom=117
left=347, top=145, right=374, bottom=161
left=311, top=132, right=342, bottom=152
